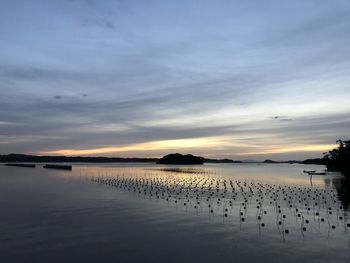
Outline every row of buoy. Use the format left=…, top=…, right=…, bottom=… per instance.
left=90, top=173, right=350, bottom=242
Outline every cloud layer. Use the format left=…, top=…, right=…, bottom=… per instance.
left=0, top=0, right=350, bottom=160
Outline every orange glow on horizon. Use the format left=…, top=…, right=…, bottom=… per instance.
left=39, top=137, right=336, bottom=157
left=40, top=137, right=226, bottom=156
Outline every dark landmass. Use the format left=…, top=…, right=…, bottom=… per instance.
left=302, top=158, right=327, bottom=165
left=263, top=159, right=277, bottom=163
left=157, top=153, right=204, bottom=165
left=0, top=153, right=241, bottom=164
left=0, top=153, right=331, bottom=166
left=324, top=139, right=350, bottom=178
left=0, top=154, right=159, bottom=163
left=204, top=158, right=242, bottom=163
left=261, top=158, right=327, bottom=165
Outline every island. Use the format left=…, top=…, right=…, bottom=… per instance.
left=157, top=153, right=204, bottom=165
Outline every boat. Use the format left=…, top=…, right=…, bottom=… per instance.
left=304, top=170, right=326, bottom=175
left=5, top=163, right=36, bottom=168
left=303, top=170, right=316, bottom=173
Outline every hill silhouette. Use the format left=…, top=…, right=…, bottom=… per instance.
left=157, top=153, right=204, bottom=165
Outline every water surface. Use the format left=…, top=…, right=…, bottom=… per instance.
left=0, top=163, right=349, bottom=263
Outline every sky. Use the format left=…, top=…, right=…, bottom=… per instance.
left=0, top=0, right=350, bottom=160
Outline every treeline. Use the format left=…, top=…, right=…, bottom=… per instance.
left=204, top=158, right=242, bottom=163
left=324, top=139, right=350, bottom=178
left=263, top=159, right=326, bottom=165
left=0, top=153, right=241, bottom=164
left=0, top=154, right=159, bottom=163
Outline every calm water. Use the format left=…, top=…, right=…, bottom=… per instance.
left=0, top=163, right=349, bottom=263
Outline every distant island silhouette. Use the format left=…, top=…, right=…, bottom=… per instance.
left=0, top=154, right=159, bottom=163
left=0, top=153, right=239, bottom=164
left=157, top=153, right=204, bottom=165
left=0, top=153, right=326, bottom=165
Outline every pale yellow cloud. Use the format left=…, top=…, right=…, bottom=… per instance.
left=40, top=135, right=335, bottom=158
left=41, top=137, right=228, bottom=156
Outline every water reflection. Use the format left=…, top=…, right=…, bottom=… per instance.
left=332, top=177, right=350, bottom=210
left=88, top=166, right=350, bottom=242
left=72, top=163, right=329, bottom=188
left=1, top=163, right=350, bottom=263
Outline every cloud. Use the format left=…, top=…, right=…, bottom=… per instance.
left=0, top=0, right=349, bottom=159
left=270, top=116, right=293, bottom=121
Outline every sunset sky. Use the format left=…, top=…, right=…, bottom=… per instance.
left=0, top=0, right=350, bottom=160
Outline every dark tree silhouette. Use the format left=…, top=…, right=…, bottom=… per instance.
left=324, top=139, right=350, bottom=178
